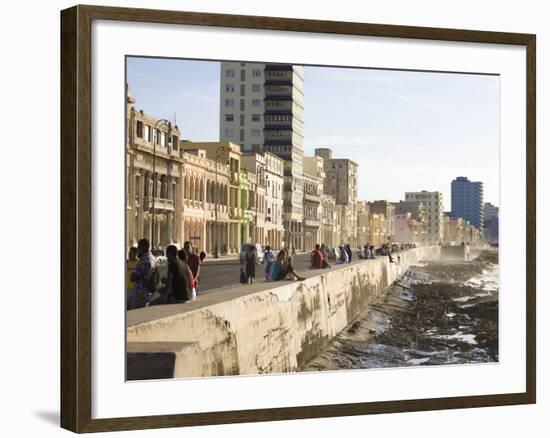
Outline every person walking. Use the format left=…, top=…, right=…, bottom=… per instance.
left=245, top=245, right=257, bottom=284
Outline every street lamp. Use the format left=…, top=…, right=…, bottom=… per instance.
left=214, top=145, right=229, bottom=258
left=253, top=164, right=266, bottom=245
left=151, top=119, right=172, bottom=250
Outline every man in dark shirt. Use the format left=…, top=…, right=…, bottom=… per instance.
left=165, top=245, right=192, bottom=303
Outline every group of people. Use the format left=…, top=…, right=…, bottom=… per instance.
left=311, top=244, right=332, bottom=269
left=126, top=239, right=204, bottom=310
left=358, top=243, right=376, bottom=260
left=336, top=243, right=354, bottom=264
left=241, top=246, right=306, bottom=284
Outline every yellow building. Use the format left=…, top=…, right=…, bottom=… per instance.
left=180, top=141, right=242, bottom=253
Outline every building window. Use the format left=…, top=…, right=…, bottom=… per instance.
left=225, top=84, right=235, bottom=92
left=252, top=69, right=261, bottom=77
left=136, top=121, right=143, bottom=138
left=252, top=114, right=261, bottom=122
left=224, top=128, right=234, bottom=137
left=172, top=135, right=179, bottom=150
left=252, top=99, right=261, bottom=107
left=225, top=69, right=235, bottom=78
left=225, top=114, right=234, bottom=122
left=160, top=132, right=166, bottom=147
left=144, top=125, right=151, bottom=142
left=251, top=84, right=261, bottom=92
left=225, top=99, right=234, bottom=107
left=251, top=129, right=261, bottom=137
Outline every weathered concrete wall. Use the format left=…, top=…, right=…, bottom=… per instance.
left=127, top=246, right=441, bottom=379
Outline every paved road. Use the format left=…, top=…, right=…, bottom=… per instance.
left=197, top=253, right=315, bottom=294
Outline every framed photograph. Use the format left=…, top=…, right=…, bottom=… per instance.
left=60, top=4, right=536, bottom=433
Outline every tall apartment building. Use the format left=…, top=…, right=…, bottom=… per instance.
left=451, top=176, right=484, bottom=229
left=315, top=148, right=358, bottom=246
left=219, top=62, right=305, bottom=250
left=405, top=191, right=444, bottom=243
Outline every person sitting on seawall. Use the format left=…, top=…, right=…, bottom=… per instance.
left=177, top=249, right=197, bottom=301
left=148, top=245, right=194, bottom=305
left=319, top=243, right=331, bottom=268
left=345, top=243, right=353, bottom=262
left=127, top=238, right=158, bottom=310
left=126, top=246, right=138, bottom=300
left=336, top=244, right=349, bottom=264
left=263, top=245, right=274, bottom=281
left=270, top=250, right=305, bottom=281
left=183, top=241, right=201, bottom=295
left=311, top=244, right=329, bottom=269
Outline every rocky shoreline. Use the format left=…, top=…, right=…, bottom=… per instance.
left=303, top=250, right=499, bottom=371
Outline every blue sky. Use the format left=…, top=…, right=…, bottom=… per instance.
left=127, top=57, right=499, bottom=210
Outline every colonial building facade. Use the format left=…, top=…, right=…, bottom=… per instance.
left=180, top=141, right=243, bottom=254
left=126, top=87, right=183, bottom=251
left=302, top=156, right=324, bottom=251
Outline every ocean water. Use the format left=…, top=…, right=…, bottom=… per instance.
left=303, top=251, right=499, bottom=371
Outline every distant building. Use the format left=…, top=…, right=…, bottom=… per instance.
left=356, top=201, right=369, bottom=246
left=451, top=176, right=484, bottom=229
left=321, top=194, right=340, bottom=248
left=315, top=148, right=358, bottom=246
left=442, top=216, right=465, bottom=244
left=241, top=152, right=285, bottom=249
left=405, top=191, right=444, bottom=243
left=483, top=202, right=499, bottom=244
left=367, top=200, right=395, bottom=242
left=394, top=212, right=427, bottom=244
left=302, top=156, right=324, bottom=251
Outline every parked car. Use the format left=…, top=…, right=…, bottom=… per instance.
left=239, top=243, right=264, bottom=264
left=151, top=249, right=167, bottom=266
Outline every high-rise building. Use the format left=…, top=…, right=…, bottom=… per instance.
left=405, top=191, right=444, bottom=243
left=219, top=62, right=305, bottom=250
left=451, top=176, right=484, bottom=229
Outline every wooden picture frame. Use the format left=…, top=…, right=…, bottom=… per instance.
left=60, top=4, right=536, bottom=433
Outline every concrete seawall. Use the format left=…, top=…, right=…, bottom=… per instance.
left=127, top=246, right=441, bottom=379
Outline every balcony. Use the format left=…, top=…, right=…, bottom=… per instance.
left=143, top=197, right=174, bottom=211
